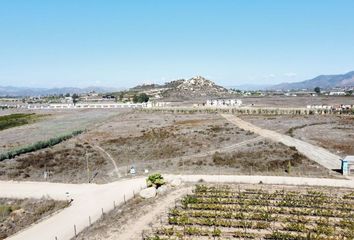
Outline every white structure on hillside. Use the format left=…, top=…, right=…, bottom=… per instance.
left=206, top=99, right=242, bottom=107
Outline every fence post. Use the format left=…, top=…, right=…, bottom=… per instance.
left=89, top=216, right=91, bottom=226
left=124, top=194, right=126, bottom=204
left=101, top=208, right=104, bottom=218
left=55, top=237, right=58, bottom=240
left=74, top=225, right=77, bottom=238
left=113, top=201, right=116, bottom=209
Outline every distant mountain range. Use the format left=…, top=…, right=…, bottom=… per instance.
left=269, top=71, right=354, bottom=90
left=0, top=86, right=119, bottom=97
left=231, top=71, right=354, bottom=91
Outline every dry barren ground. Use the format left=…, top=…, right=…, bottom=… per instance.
left=240, top=114, right=354, bottom=156
left=0, top=111, right=336, bottom=183
left=0, top=198, right=68, bottom=239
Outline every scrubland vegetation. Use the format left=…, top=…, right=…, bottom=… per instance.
left=0, top=112, right=336, bottom=183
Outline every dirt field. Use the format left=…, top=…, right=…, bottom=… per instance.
left=239, top=114, right=354, bottom=156
left=0, top=198, right=68, bottom=239
left=0, top=111, right=337, bottom=183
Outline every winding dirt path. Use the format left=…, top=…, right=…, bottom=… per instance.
left=93, top=144, right=121, bottom=177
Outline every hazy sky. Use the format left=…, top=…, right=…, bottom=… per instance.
left=1, top=0, right=354, bottom=88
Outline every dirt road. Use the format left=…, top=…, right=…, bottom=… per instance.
left=1, top=178, right=146, bottom=240
left=1, top=174, right=353, bottom=240
left=221, top=114, right=342, bottom=170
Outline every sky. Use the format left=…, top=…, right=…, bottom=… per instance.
left=0, top=0, right=354, bottom=88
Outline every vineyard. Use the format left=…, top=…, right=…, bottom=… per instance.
left=143, top=184, right=354, bottom=240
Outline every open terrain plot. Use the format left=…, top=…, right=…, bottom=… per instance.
left=0, top=111, right=336, bottom=183
left=144, top=184, right=354, bottom=240
left=239, top=114, right=354, bottom=156
left=0, top=198, right=69, bottom=239
left=0, top=109, right=126, bottom=154
left=239, top=96, right=354, bottom=108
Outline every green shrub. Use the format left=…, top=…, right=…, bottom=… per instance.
left=146, top=173, right=165, bottom=188
left=0, top=205, right=13, bottom=221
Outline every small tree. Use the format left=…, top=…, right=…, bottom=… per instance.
left=314, top=87, right=321, bottom=94
left=72, top=93, right=79, bottom=105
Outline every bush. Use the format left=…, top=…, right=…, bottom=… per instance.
left=146, top=173, right=165, bottom=188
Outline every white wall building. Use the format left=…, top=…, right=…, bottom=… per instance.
left=206, top=99, right=242, bottom=107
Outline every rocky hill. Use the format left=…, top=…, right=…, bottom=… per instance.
left=161, top=76, right=231, bottom=100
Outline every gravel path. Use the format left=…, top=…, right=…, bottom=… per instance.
left=221, top=114, right=342, bottom=170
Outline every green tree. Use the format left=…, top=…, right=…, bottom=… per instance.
left=314, top=87, right=321, bottom=94
left=72, top=93, right=79, bottom=105
left=137, top=93, right=149, bottom=103
left=132, top=94, right=138, bottom=103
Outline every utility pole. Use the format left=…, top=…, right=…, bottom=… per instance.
left=85, top=150, right=90, bottom=183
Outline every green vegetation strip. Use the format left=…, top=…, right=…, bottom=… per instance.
left=0, top=113, right=43, bottom=131
left=0, top=130, right=84, bottom=161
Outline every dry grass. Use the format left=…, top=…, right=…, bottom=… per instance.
left=0, top=198, right=69, bottom=239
